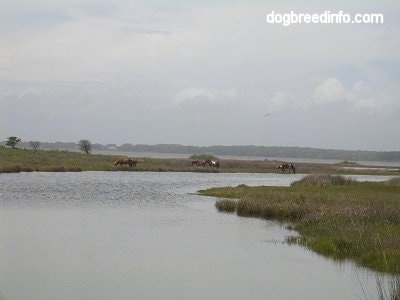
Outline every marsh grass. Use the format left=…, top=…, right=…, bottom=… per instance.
left=374, top=275, right=400, bottom=300
left=1, top=147, right=398, bottom=175
left=291, top=174, right=357, bottom=187
left=199, top=175, right=400, bottom=274
left=388, top=177, right=400, bottom=187
left=215, top=199, right=237, bottom=213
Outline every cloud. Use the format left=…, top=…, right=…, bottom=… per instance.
left=172, top=88, right=238, bottom=106
left=311, top=77, right=390, bottom=111
left=0, top=1, right=399, bottom=149
left=311, top=77, right=346, bottom=104
left=347, top=81, right=384, bottom=110
left=268, top=91, right=298, bottom=111
left=265, top=77, right=396, bottom=114
left=0, top=4, right=190, bottom=82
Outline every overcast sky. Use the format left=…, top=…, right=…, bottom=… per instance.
left=0, top=0, right=399, bottom=151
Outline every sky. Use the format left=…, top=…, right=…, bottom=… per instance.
left=0, top=0, right=399, bottom=151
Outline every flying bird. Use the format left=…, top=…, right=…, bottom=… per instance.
left=263, top=113, right=271, bottom=117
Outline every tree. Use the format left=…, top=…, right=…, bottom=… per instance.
left=6, top=136, right=21, bottom=149
left=78, top=139, right=92, bottom=155
left=30, top=141, right=41, bottom=154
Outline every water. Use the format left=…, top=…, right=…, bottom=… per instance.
left=0, top=172, right=395, bottom=300
left=93, top=150, right=400, bottom=167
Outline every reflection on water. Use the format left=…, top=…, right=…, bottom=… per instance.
left=0, top=172, right=395, bottom=300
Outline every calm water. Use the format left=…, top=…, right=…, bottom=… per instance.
left=0, top=172, right=395, bottom=300
left=93, top=150, right=400, bottom=167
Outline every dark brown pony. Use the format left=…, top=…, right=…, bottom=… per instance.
left=192, top=160, right=206, bottom=167
left=277, top=162, right=295, bottom=174
left=114, top=157, right=137, bottom=168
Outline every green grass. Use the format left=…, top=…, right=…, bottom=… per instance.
left=0, top=147, right=115, bottom=172
left=198, top=175, right=400, bottom=274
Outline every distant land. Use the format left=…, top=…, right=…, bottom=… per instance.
left=1, top=141, right=400, bottom=162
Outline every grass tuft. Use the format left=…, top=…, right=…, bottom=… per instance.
left=215, top=199, right=237, bottom=213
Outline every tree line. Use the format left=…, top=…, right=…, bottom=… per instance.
left=2, top=138, right=400, bottom=162
left=2, top=137, right=92, bottom=155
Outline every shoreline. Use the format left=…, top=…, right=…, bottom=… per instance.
left=198, top=175, right=400, bottom=275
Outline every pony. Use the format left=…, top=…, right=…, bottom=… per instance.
left=205, top=160, right=219, bottom=169
left=277, top=162, right=295, bottom=174
left=192, top=160, right=206, bottom=167
left=114, top=157, right=137, bottom=168
left=211, top=161, right=220, bottom=168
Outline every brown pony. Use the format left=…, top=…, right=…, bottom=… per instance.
left=114, top=157, right=137, bottom=168
left=277, top=162, right=295, bottom=174
left=192, top=160, right=206, bottom=167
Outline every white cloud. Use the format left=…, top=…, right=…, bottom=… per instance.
left=172, top=88, right=237, bottom=106
left=266, top=77, right=396, bottom=113
left=347, top=81, right=381, bottom=110
left=311, top=77, right=346, bottom=104
left=311, top=77, right=389, bottom=111
left=269, top=91, right=297, bottom=111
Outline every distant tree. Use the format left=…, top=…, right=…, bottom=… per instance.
left=78, top=139, right=92, bottom=155
left=6, top=136, right=21, bottom=149
left=30, top=141, right=41, bottom=154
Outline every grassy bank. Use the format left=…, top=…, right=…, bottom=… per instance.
left=0, top=147, right=222, bottom=173
left=0, top=147, right=113, bottom=172
left=0, top=146, right=399, bottom=175
left=198, top=175, right=400, bottom=274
